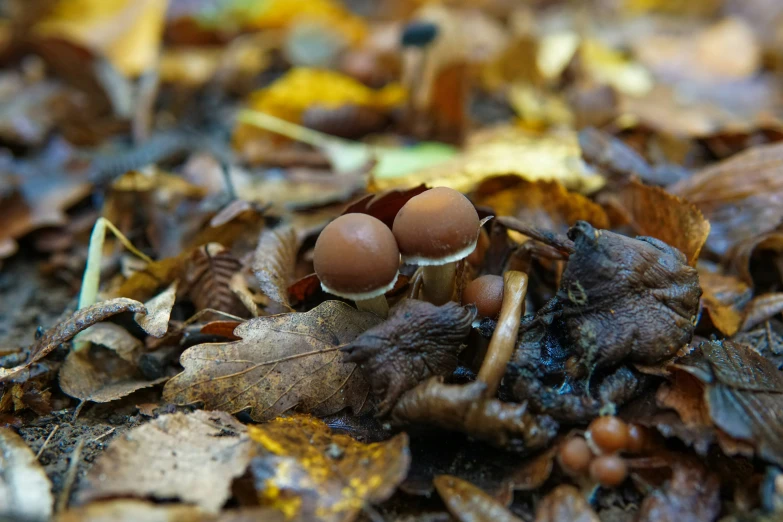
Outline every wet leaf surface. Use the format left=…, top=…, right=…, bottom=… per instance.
left=76, top=411, right=251, bottom=512
left=342, top=299, right=476, bottom=416
left=534, top=485, right=600, bottom=522
left=163, top=301, right=380, bottom=421
left=247, top=414, right=409, bottom=522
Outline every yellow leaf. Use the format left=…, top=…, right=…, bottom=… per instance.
left=580, top=39, right=653, bottom=96
left=509, top=83, right=574, bottom=131
left=248, top=415, right=410, bottom=521
left=33, top=0, right=168, bottom=77
left=237, top=0, right=367, bottom=46
left=233, top=68, right=406, bottom=149
left=371, top=125, right=604, bottom=194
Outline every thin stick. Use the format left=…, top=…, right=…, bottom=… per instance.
left=36, top=425, right=59, bottom=459
left=92, top=427, right=115, bottom=443
left=476, top=271, right=528, bottom=397
left=56, top=438, right=84, bottom=513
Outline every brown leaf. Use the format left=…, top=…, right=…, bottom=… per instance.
left=76, top=411, right=251, bottom=513
left=134, top=281, right=177, bottom=338
left=200, top=320, right=244, bottom=341
left=741, top=293, right=783, bottom=332
left=699, top=270, right=752, bottom=336
left=58, top=500, right=213, bottom=522
left=534, top=485, right=599, bottom=522
left=186, top=243, right=250, bottom=317
left=248, top=414, right=410, bottom=522
left=0, top=427, right=53, bottom=520
left=578, top=127, right=653, bottom=182
left=669, top=142, right=783, bottom=257
left=343, top=185, right=429, bottom=229
left=342, top=299, right=476, bottom=416
left=0, top=297, right=146, bottom=382
left=113, top=255, right=186, bottom=302
left=252, top=225, right=299, bottom=309
left=732, top=320, right=783, bottom=370
left=78, top=322, right=143, bottom=362
left=472, top=177, right=609, bottom=233
left=288, top=273, right=322, bottom=304
left=163, top=301, right=381, bottom=421
left=636, top=463, right=721, bottom=522
left=674, top=340, right=783, bottom=466
left=59, top=346, right=167, bottom=403
left=615, top=179, right=710, bottom=266
left=434, top=475, right=522, bottom=522
left=391, top=378, right=557, bottom=452
left=726, top=232, right=783, bottom=286
left=657, top=370, right=713, bottom=430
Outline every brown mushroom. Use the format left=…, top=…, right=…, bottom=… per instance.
left=462, top=275, right=504, bottom=319
left=393, top=187, right=479, bottom=305
left=314, top=214, right=400, bottom=317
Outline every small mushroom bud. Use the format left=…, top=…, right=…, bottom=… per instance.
left=558, top=436, right=592, bottom=475
left=314, top=214, right=400, bottom=318
left=589, top=455, right=628, bottom=487
left=587, top=416, right=630, bottom=454
left=393, top=187, right=480, bottom=305
left=462, top=275, right=504, bottom=319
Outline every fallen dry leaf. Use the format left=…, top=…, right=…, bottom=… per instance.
left=185, top=243, right=250, bottom=318
left=113, top=255, right=186, bottom=302
left=134, top=281, right=177, bottom=338
left=741, top=293, right=783, bottom=332
left=253, top=225, right=299, bottom=310
left=435, top=475, right=522, bottom=522
left=534, top=485, right=599, bottom=522
left=248, top=414, right=409, bottom=522
left=163, top=301, right=381, bottom=421
left=371, top=126, right=604, bottom=194
left=636, top=462, right=721, bottom=522
left=699, top=270, right=752, bottom=336
left=76, top=411, right=251, bottom=512
left=725, top=232, right=783, bottom=286
left=472, top=176, right=609, bottom=232
left=669, top=142, right=783, bottom=256
left=58, top=346, right=168, bottom=403
left=342, top=299, right=476, bottom=416
left=615, top=179, right=710, bottom=266
left=33, top=0, right=168, bottom=77
left=0, top=427, right=53, bottom=520
left=0, top=297, right=146, bottom=382
left=77, top=322, right=143, bottom=363
left=673, top=340, right=783, bottom=466
left=342, top=184, right=429, bottom=229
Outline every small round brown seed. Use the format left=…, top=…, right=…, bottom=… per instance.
left=588, top=416, right=630, bottom=454
left=589, top=455, right=628, bottom=487
left=558, top=437, right=592, bottom=475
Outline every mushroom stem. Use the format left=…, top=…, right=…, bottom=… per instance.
left=476, top=271, right=528, bottom=398
left=422, top=262, right=457, bottom=305
left=355, top=295, right=390, bottom=318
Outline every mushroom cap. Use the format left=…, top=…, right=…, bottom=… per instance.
left=462, top=275, right=504, bottom=318
left=392, top=187, right=479, bottom=265
left=314, top=214, right=400, bottom=299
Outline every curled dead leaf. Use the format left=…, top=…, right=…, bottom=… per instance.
left=0, top=297, right=146, bottom=382
left=615, top=179, right=710, bottom=267
left=163, top=301, right=380, bottom=421
left=185, top=243, right=250, bottom=318
left=0, top=427, right=53, bottom=521
left=248, top=414, right=410, bottom=521
left=342, top=299, right=476, bottom=416
left=343, top=185, right=429, bottom=229
left=434, top=475, right=522, bottom=522
left=76, top=411, right=251, bottom=513
left=134, top=281, right=177, bottom=338
left=58, top=346, right=168, bottom=403
left=252, top=225, right=299, bottom=310
left=699, top=270, right=752, bottom=336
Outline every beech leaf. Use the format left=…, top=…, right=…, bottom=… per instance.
left=163, top=301, right=381, bottom=421
left=252, top=225, right=299, bottom=309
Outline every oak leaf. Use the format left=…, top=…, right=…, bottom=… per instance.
left=248, top=415, right=409, bottom=522
left=163, top=301, right=381, bottom=421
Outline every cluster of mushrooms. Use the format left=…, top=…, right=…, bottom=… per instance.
left=314, top=187, right=503, bottom=318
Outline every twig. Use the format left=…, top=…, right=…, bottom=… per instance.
left=476, top=271, right=528, bottom=397
left=55, top=438, right=84, bottom=513
left=35, top=425, right=59, bottom=459
left=92, top=427, right=115, bottom=443
left=71, top=401, right=86, bottom=422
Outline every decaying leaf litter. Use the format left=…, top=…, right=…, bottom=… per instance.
left=2, top=0, right=783, bottom=520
